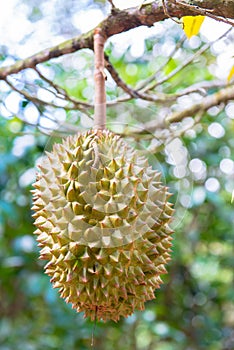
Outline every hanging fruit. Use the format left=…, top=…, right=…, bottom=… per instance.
left=32, top=28, right=174, bottom=322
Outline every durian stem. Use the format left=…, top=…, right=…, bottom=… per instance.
left=91, top=306, right=98, bottom=347
left=94, top=28, right=106, bottom=130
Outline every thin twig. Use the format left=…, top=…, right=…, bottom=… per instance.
left=105, top=79, right=228, bottom=107
left=162, top=0, right=182, bottom=24
left=173, top=0, right=234, bottom=26
left=104, top=55, right=174, bottom=103
left=136, top=35, right=186, bottom=91
left=15, top=110, right=77, bottom=135
left=140, top=27, right=233, bottom=92
left=5, top=77, right=89, bottom=111
left=34, top=67, right=92, bottom=108
left=166, top=84, right=234, bottom=123
left=105, top=54, right=141, bottom=98
left=12, top=75, right=70, bottom=104
left=5, top=77, right=66, bottom=109
left=107, top=0, right=116, bottom=9
left=34, top=67, right=66, bottom=95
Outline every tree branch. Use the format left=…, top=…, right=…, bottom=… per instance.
left=105, top=54, right=142, bottom=98
left=104, top=54, right=171, bottom=102
left=0, top=0, right=233, bottom=79
left=165, top=85, right=234, bottom=123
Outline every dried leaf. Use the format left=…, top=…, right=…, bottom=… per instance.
left=182, top=16, right=205, bottom=39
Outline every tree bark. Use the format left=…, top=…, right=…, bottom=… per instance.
left=0, top=0, right=233, bottom=79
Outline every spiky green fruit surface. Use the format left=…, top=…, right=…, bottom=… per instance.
left=32, top=129, right=173, bottom=322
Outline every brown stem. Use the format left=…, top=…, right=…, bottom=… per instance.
left=94, top=28, right=106, bottom=130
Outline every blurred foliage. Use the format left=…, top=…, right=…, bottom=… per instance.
left=0, top=1, right=234, bottom=350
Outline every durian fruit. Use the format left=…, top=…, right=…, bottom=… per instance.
left=32, top=129, right=173, bottom=322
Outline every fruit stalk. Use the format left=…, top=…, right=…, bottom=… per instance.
left=94, top=28, right=106, bottom=130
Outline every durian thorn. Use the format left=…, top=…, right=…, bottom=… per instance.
left=91, top=141, right=100, bottom=168
left=72, top=260, right=79, bottom=271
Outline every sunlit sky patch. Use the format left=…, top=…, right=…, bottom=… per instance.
left=0, top=0, right=233, bottom=191
left=205, top=177, right=220, bottom=193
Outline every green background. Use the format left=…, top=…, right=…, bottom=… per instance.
left=0, top=1, right=233, bottom=349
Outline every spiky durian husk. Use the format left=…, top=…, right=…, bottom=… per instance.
left=32, top=129, right=173, bottom=322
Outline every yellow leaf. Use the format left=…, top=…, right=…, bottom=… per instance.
left=182, top=16, right=205, bottom=39
left=227, top=66, right=234, bottom=82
